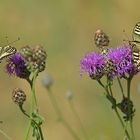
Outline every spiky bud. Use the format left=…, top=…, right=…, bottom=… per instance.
left=20, top=45, right=33, bottom=61
left=103, top=59, right=116, bottom=79
left=94, top=29, right=109, bottom=48
left=32, top=61, right=46, bottom=72
left=33, top=45, right=47, bottom=62
left=30, top=45, right=47, bottom=73
left=12, top=88, right=26, bottom=106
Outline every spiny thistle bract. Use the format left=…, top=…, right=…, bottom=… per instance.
left=12, top=88, right=26, bottom=106
left=20, top=44, right=47, bottom=73
left=80, top=44, right=140, bottom=80
left=94, top=29, right=109, bottom=48
left=6, top=44, right=47, bottom=79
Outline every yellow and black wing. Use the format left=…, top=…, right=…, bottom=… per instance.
left=0, top=45, right=16, bottom=61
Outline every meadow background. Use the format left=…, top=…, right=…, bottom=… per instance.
left=0, top=0, right=140, bottom=139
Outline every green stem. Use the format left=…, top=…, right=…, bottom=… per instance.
left=38, top=126, right=44, bottom=140
left=25, top=77, right=35, bottom=140
left=97, top=79, right=131, bottom=139
left=117, top=77, right=125, bottom=97
left=97, top=80, right=106, bottom=89
left=20, top=106, right=44, bottom=140
left=0, top=129, right=13, bottom=140
left=114, top=108, right=131, bottom=139
left=108, top=83, right=113, bottom=96
left=31, top=72, right=38, bottom=108
left=25, top=71, right=44, bottom=140
left=108, top=82, right=131, bottom=139
left=25, top=124, right=31, bottom=140
left=127, top=76, right=135, bottom=140
left=61, top=120, right=80, bottom=140
left=47, top=89, right=80, bottom=140
left=130, top=120, right=135, bottom=140
left=127, top=77, right=132, bottom=100
left=69, top=100, right=89, bottom=140
left=97, top=80, right=108, bottom=96
left=47, top=89, right=62, bottom=120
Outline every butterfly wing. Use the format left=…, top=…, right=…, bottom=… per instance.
left=0, top=46, right=16, bottom=61
left=131, top=22, right=140, bottom=70
left=132, top=45, right=140, bottom=70
left=132, top=22, right=140, bottom=44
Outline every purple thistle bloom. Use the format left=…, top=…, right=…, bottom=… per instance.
left=6, top=52, right=30, bottom=79
left=80, top=52, right=106, bottom=80
left=107, top=44, right=139, bottom=78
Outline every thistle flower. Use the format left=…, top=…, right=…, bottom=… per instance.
left=6, top=52, right=30, bottom=79
left=12, top=88, right=26, bottom=106
left=80, top=52, right=106, bottom=80
left=107, top=44, right=139, bottom=79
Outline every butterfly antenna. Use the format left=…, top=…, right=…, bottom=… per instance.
left=6, top=37, right=20, bottom=46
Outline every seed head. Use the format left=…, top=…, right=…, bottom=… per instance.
left=31, top=45, right=47, bottom=73
left=12, top=88, right=26, bottom=106
left=32, top=61, right=46, bottom=72
left=94, top=29, right=109, bottom=48
left=33, top=45, right=47, bottom=62
left=20, top=45, right=33, bottom=61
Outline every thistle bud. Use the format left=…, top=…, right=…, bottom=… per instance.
left=30, top=45, right=47, bottom=73
left=20, top=45, right=33, bottom=61
left=94, top=29, right=109, bottom=48
left=32, top=61, right=46, bottom=72
left=12, top=88, right=26, bottom=106
left=33, top=45, right=47, bottom=62
left=103, top=59, right=116, bottom=80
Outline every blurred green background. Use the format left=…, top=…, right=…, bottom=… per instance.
left=0, top=0, right=140, bottom=139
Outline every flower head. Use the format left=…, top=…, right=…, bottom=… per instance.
left=12, top=88, right=26, bottom=106
left=80, top=52, right=106, bottom=80
left=20, top=45, right=47, bottom=73
left=6, top=52, right=30, bottom=79
left=94, top=29, right=109, bottom=48
left=20, top=45, right=33, bottom=61
left=107, top=44, right=139, bottom=79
